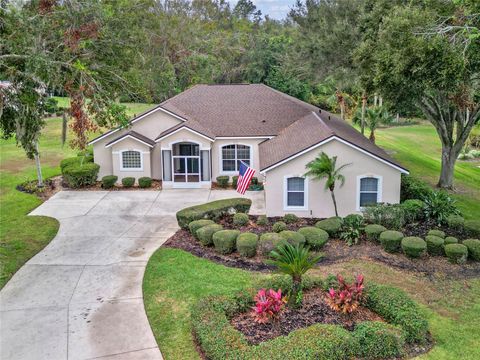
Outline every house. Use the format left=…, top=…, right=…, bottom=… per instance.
left=90, top=84, right=408, bottom=217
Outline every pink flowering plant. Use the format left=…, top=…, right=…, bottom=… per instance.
left=251, top=288, right=286, bottom=326
left=326, top=274, right=365, bottom=314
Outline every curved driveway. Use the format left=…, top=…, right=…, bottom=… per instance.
left=0, top=189, right=264, bottom=360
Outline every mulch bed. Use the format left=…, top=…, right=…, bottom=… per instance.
left=230, top=288, right=382, bottom=345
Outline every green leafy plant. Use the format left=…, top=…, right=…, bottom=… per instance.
left=340, top=214, right=364, bottom=246
left=121, top=177, right=135, bottom=188
left=283, top=213, right=299, bottom=224
left=272, top=221, right=287, bottom=233
left=138, top=177, right=152, bottom=188
left=423, top=191, right=460, bottom=225
left=216, top=175, right=229, bottom=188
left=101, top=175, right=117, bottom=189
left=362, top=203, right=405, bottom=230
left=233, top=212, right=249, bottom=226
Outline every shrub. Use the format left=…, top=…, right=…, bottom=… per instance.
left=401, top=237, right=427, bottom=258
left=340, top=214, right=364, bottom=246
left=101, top=175, right=117, bottom=189
left=63, top=163, right=100, bottom=188
left=138, top=177, right=152, bottom=188
left=446, top=214, right=464, bottom=230
left=60, top=157, right=82, bottom=172
left=401, top=199, right=424, bottom=222
left=188, top=219, right=215, bottom=238
left=464, top=220, right=480, bottom=238
left=258, top=233, right=285, bottom=256
left=213, top=230, right=240, bottom=254
left=283, top=213, right=299, bottom=224
left=379, top=231, right=404, bottom=253
left=251, top=177, right=259, bottom=185
left=326, top=274, right=364, bottom=314
left=425, top=235, right=444, bottom=256
left=444, top=236, right=458, bottom=245
left=462, top=239, right=480, bottom=261
left=423, top=191, right=460, bottom=225
left=315, top=217, right=342, bottom=236
left=428, top=229, right=445, bottom=238
left=353, top=321, right=405, bottom=359
left=121, top=177, right=135, bottom=188
left=233, top=213, right=249, bottom=226
left=252, top=288, right=286, bottom=324
left=196, top=224, right=223, bottom=246
left=256, top=215, right=268, bottom=226
left=176, top=198, right=251, bottom=229
left=272, top=221, right=287, bottom=233
left=445, top=244, right=468, bottom=264
left=298, top=227, right=329, bottom=250
left=279, top=231, right=306, bottom=247
left=362, top=203, right=405, bottom=230
left=216, top=175, right=229, bottom=188
left=400, top=174, right=433, bottom=202
left=236, top=232, right=258, bottom=257
left=232, top=175, right=239, bottom=189
left=364, top=224, right=387, bottom=242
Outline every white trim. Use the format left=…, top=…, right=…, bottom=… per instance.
left=105, top=135, right=154, bottom=148
left=89, top=106, right=186, bottom=145
left=155, top=126, right=214, bottom=143
left=356, top=174, right=383, bottom=211
left=283, top=175, right=308, bottom=211
left=216, top=136, right=274, bottom=140
left=119, top=149, right=144, bottom=172
left=219, top=143, right=253, bottom=174
left=260, top=136, right=409, bottom=174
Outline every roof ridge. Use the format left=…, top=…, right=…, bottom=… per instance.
left=311, top=111, right=335, bottom=136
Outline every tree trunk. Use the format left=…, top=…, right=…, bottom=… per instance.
left=330, top=189, right=338, bottom=217
left=61, top=111, right=68, bottom=147
left=379, top=96, right=383, bottom=107
left=369, top=130, right=375, bottom=143
left=34, top=141, right=44, bottom=187
left=374, top=94, right=378, bottom=106
left=361, top=93, right=367, bottom=135
left=437, top=145, right=458, bottom=189
left=289, top=275, right=302, bottom=308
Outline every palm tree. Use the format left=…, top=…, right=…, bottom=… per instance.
left=305, top=152, right=350, bottom=217
left=354, top=106, right=394, bottom=143
left=269, top=243, right=322, bottom=307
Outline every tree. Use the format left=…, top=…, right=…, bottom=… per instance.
left=353, top=106, right=393, bottom=143
left=305, top=152, right=350, bottom=217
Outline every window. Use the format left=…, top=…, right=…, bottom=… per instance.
left=221, top=144, right=250, bottom=172
left=121, top=150, right=142, bottom=170
left=285, top=177, right=307, bottom=209
left=359, top=177, right=380, bottom=207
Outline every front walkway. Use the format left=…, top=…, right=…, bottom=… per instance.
left=0, top=189, right=264, bottom=360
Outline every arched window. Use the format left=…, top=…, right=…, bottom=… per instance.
left=221, top=144, right=251, bottom=172
left=358, top=176, right=381, bottom=208
left=120, top=150, right=143, bottom=171
left=284, top=176, right=308, bottom=210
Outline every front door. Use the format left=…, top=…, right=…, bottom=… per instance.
left=172, top=142, right=200, bottom=187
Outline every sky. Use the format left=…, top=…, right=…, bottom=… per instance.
left=230, top=0, right=296, bottom=20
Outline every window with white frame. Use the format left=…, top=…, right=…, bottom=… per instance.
left=121, top=150, right=142, bottom=170
left=221, top=144, right=250, bottom=172
left=285, top=177, right=306, bottom=208
left=359, top=177, right=380, bottom=207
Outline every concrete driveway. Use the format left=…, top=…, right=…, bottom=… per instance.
left=0, top=189, right=264, bottom=360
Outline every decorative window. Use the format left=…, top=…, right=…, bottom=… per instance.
left=285, top=176, right=307, bottom=209
left=121, top=150, right=142, bottom=170
left=359, top=177, right=380, bottom=208
left=221, top=144, right=251, bottom=172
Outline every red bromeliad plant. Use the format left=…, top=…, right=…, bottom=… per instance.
left=251, top=288, right=286, bottom=326
left=326, top=274, right=365, bottom=314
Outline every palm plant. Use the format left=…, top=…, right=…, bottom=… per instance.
left=354, top=106, right=394, bottom=143
left=269, top=243, right=322, bottom=307
left=305, top=152, right=350, bottom=217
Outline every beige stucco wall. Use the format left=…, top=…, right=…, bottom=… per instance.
left=263, top=139, right=402, bottom=218
left=110, top=138, right=151, bottom=183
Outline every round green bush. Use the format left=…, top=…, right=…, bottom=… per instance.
left=444, top=243, right=468, bottom=264
left=272, top=221, right=287, bottom=233
left=121, top=177, right=135, bottom=188
left=401, top=199, right=424, bottom=221
left=138, top=177, right=152, bottom=188
left=232, top=175, right=239, bottom=189
left=213, top=230, right=240, bottom=254
left=60, top=157, right=82, bottom=172
left=236, top=232, right=258, bottom=257
left=401, top=237, right=427, bottom=258
left=196, top=224, right=223, bottom=246
left=428, top=229, right=445, bottom=239
left=283, top=213, right=299, bottom=224
left=63, top=163, right=100, bottom=188
left=464, top=220, right=480, bottom=238
left=462, top=239, right=480, bottom=261
left=444, top=236, right=458, bottom=245
left=189, top=219, right=215, bottom=238
left=101, top=175, right=118, bottom=189
left=446, top=214, right=464, bottom=230
left=256, top=215, right=268, bottom=226
left=215, top=175, right=229, bottom=188
left=315, top=217, right=342, bottom=236
left=297, top=227, right=328, bottom=250
left=233, top=213, right=249, bottom=226
left=425, top=235, right=444, bottom=256
left=365, top=224, right=387, bottom=242
left=353, top=321, right=405, bottom=359
left=279, top=230, right=306, bottom=247
left=379, top=231, right=404, bottom=253
left=258, top=233, right=285, bottom=256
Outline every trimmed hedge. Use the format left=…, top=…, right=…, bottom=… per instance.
left=63, top=163, right=100, bottom=188
left=232, top=175, right=239, bottom=189
left=233, top=213, right=249, bottom=226
left=353, top=321, right=405, bottom=359
left=462, top=239, right=480, bottom=261
left=121, top=177, right=135, bottom=188
left=315, top=217, right=342, bottom=236
left=365, top=224, right=387, bottom=242
left=258, top=233, right=284, bottom=256
left=279, top=230, right=306, bottom=247
left=425, top=235, right=444, bottom=256
left=188, top=219, right=215, bottom=238
left=379, top=231, right=404, bottom=253
left=283, top=213, right=299, bottom=224
left=446, top=214, right=464, bottom=230
left=444, top=236, right=458, bottom=245
left=445, top=243, right=468, bottom=264
left=298, top=227, right=329, bottom=250
left=60, top=157, right=82, bottom=172
left=464, top=220, right=480, bottom=237
left=176, top=198, right=251, bottom=229
left=213, top=230, right=240, bottom=254
left=427, top=229, right=445, bottom=239
left=256, top=215, right=268, bottom=226
left=102, top=175, right=117, bottom=189
left=196, top=224, right=223, bottom=246
left=401, top=237, right=427, bottom=258
left=272, top=221, right=287, bottom=233
left=236, top=232, right=258, bottom=257
left=216, top=175, right=229, bottom=188
left=138, top=177, right=152, bottom=188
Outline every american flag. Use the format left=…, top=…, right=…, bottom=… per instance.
left=236, top=161, right=255, bottom=195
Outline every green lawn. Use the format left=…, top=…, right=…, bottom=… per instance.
left=144, top=248, right=480, bottom=360
left=0, top=100, right=153, bottom=288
